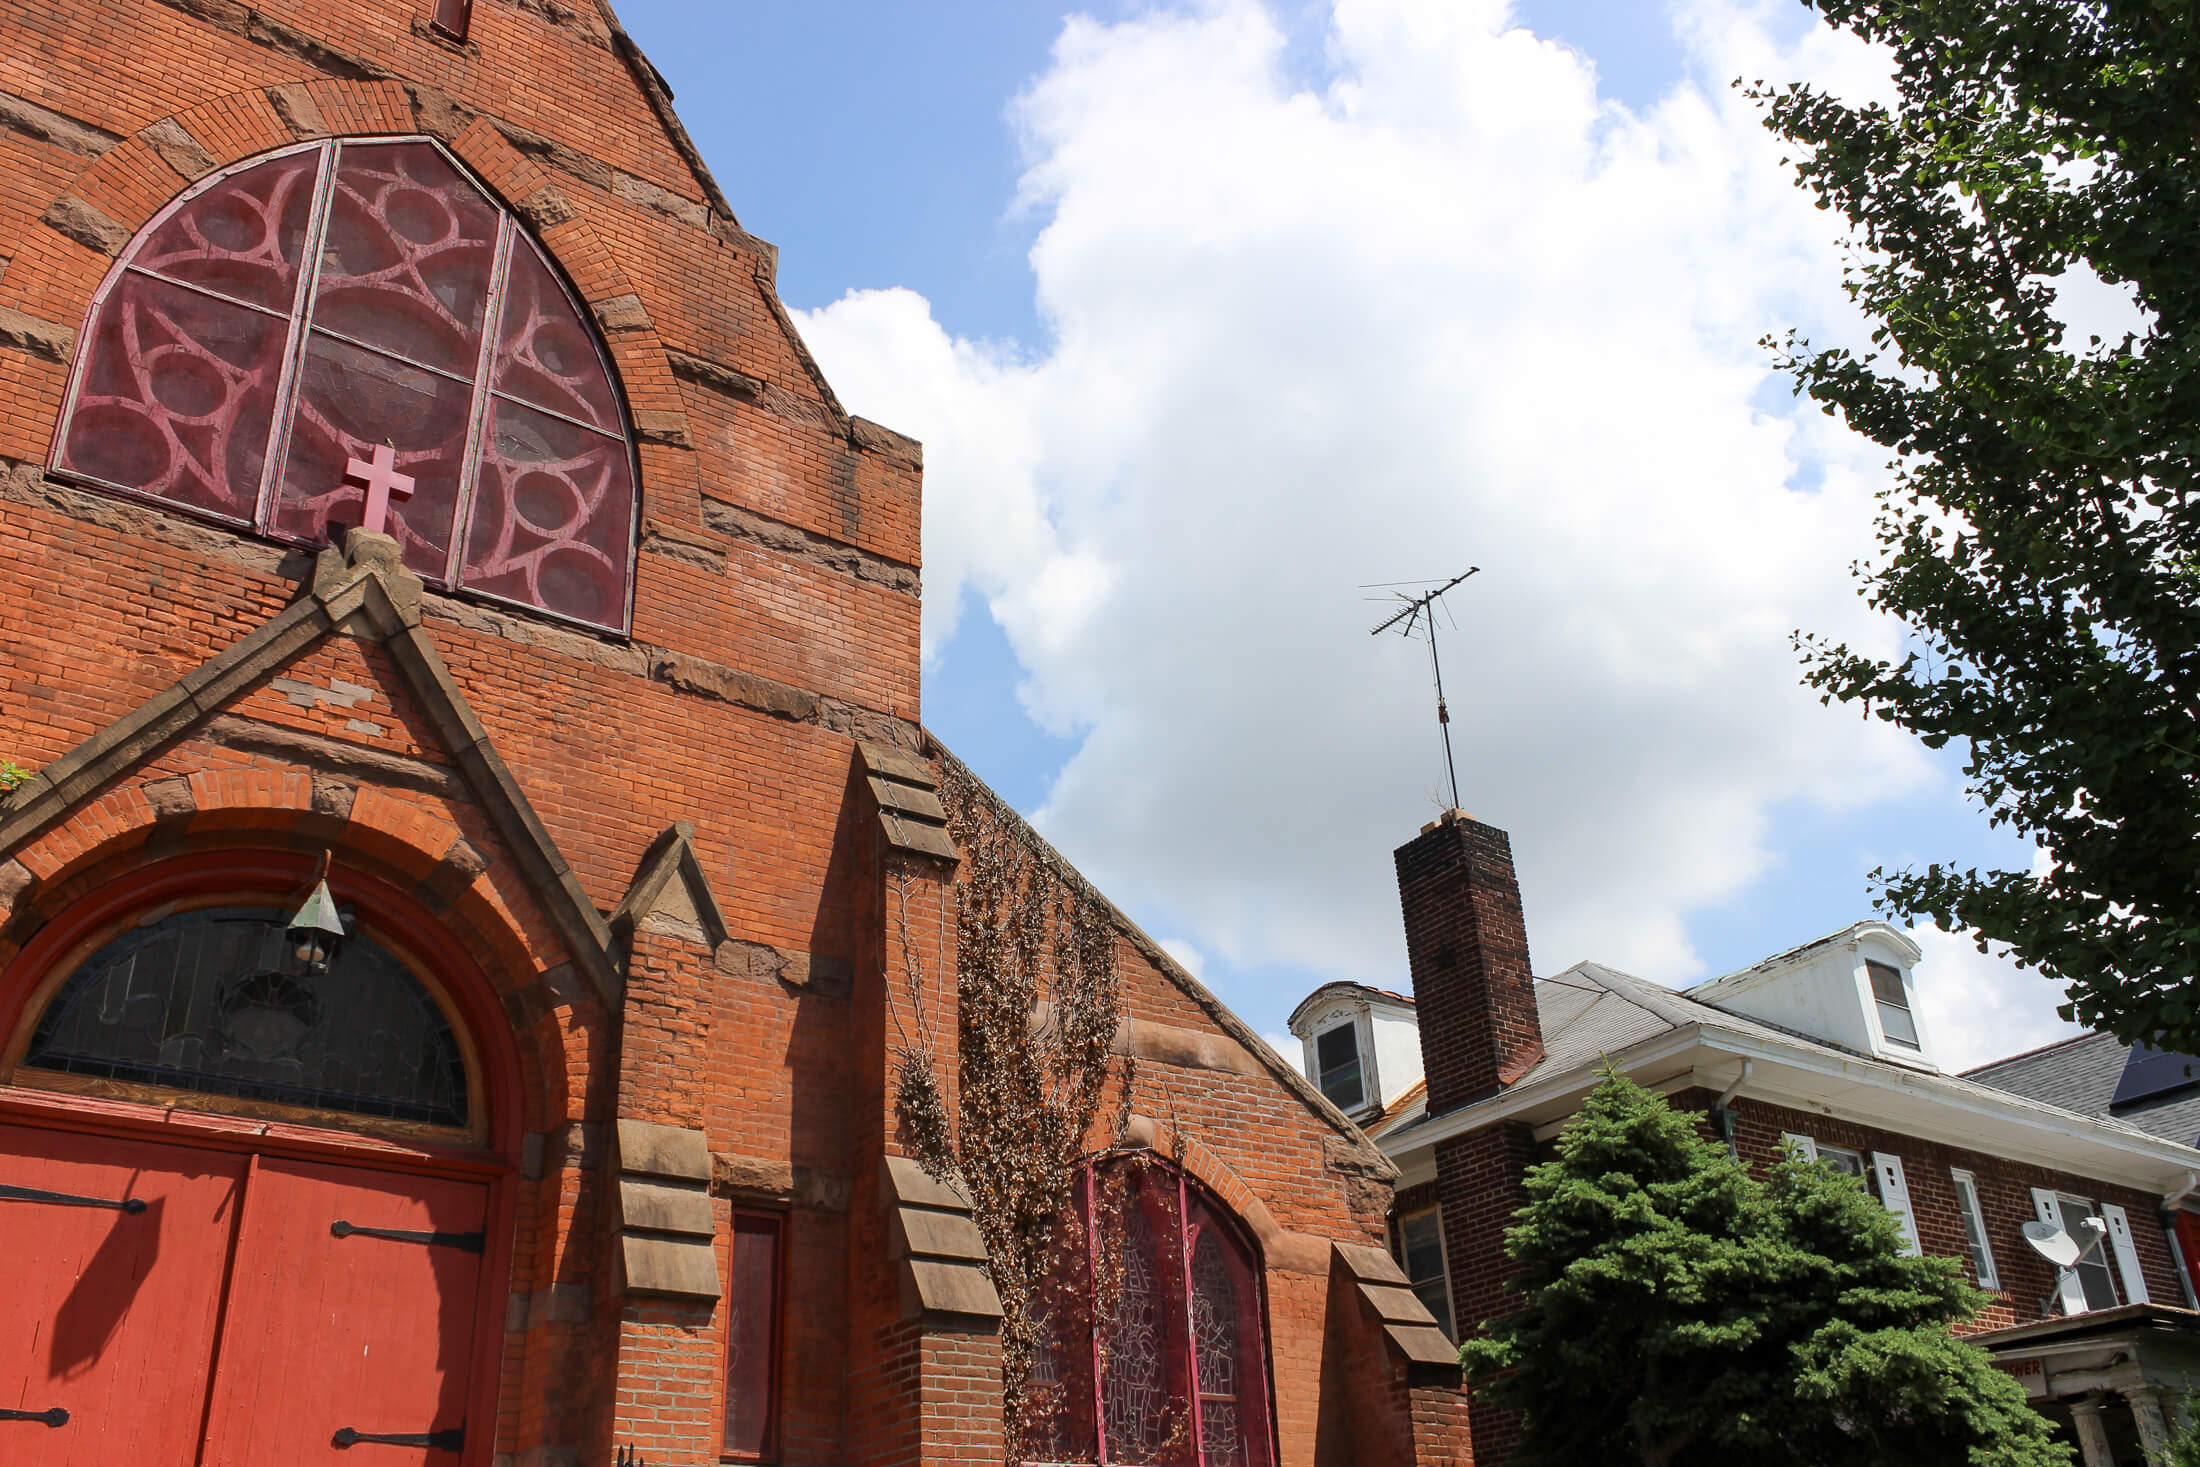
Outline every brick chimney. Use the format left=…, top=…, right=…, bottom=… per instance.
left=1396, top=810, right=1545, bottom=1114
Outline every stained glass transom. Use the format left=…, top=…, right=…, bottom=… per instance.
left=20, top=905, right=468, bottom=1128
left=1028, top=1156, right=1273, bottom=1467
left=54, top=139, right=637, bottom=633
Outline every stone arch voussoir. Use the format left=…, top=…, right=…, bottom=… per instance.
left=1114, top=1123, right=1273, bottom=1253
left=0, top=765, right=589, bottom=1134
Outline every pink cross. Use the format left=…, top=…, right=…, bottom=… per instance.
left=344, top=443, right=415, bottom=536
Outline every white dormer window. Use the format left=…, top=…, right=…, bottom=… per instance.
left=1866, top=960, right=1921, bottom=1050
left=1287, top=982, right=1419, bottom=1113
left=1316, top=1021, right=1366, bottom=1112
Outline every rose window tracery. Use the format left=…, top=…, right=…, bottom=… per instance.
left=53, top=138, right=638, bottom=633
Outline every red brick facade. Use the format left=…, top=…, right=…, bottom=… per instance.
left=1714, top=1091, right=2189, bottom=1330
left=0, top=4, right=1466, bottom=1464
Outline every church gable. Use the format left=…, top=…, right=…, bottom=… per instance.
left=920, top=746, right=1397, bottom=1226
left=0, top=531, right=617, bottom=1000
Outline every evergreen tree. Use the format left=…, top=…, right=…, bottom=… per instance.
left=1462, top=1069, right=2070, bottom=1467
left=1757, top=2, right=2200, bottom=1047
left=1768, top=1148, right=2069, bottom=1466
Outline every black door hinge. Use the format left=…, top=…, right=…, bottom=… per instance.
left=0, top=1182, right=146, bottom=1214
left=330, top=1219, right=484, bottom=1253
left=334, top=1424, right=465, bottom=1451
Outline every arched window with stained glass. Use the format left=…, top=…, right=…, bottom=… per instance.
left=51, top=138, right=639, bottom=633
left=1024, top=1153, right=1274, bottom=1467
left=8, top=903, right=472, bottom=1136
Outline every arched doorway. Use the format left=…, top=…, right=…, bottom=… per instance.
left=0, top=853, right=518, bottom=1464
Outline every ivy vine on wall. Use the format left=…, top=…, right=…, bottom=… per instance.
left=892, top=754, right=1136, bottom=1456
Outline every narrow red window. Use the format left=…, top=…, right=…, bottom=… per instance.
left=723, top=1211, right=783, bottom=1461
left=53, top=139, right=639, bottom=633
left=430, top=0, right=472, bottom=41
left=1034, top=1155, right=1275, bottom=1467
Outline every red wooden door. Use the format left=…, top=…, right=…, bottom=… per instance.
left=200, top=1157, right=487, bottom=1466
left=0, top=1122, right=246, bottom=1465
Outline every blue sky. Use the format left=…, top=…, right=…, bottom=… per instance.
left=613, top=0, right=2071, bottom=1069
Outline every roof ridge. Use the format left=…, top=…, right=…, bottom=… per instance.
left=1962, top=1030, right=2109, bottom=1078
left=1570, top=961, right=1699, bottom=1031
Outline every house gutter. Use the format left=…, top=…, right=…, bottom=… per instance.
left=1711, top=1058, right=1754, bottom=1155
left=1382, top=1024, right=2200, bottom=1192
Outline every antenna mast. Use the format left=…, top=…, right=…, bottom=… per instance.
left=1369, top=567, right=1481, bottom=811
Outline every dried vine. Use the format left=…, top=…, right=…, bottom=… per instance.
left=892, top=755, right=1134, bottom=1457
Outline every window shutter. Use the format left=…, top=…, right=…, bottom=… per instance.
left=2100, top=1204, right=2151, bottom=1305
left=1870, top=1153, right=1921, bottom=1256
left=1781, top=1132, right=1818, bottom=1162
left=1949, top=1171, right=1998, bottom=1291
left=2034, top=1188, right=2089, bottom=1314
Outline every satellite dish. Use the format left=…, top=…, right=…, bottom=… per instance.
left=2023, top=1220, right=2083, bottom=1269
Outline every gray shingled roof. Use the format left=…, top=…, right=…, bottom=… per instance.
left=1524, top=960, right=1887, bottom=1081
left=1380, top=959, right=2175, bottom=1149
left=1966, top=1032, right=2200, bottom=1149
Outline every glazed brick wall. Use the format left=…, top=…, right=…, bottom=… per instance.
left=0, top=2, right=1451, bottom=1463
left=1396, top=815, right=1544, bottom=1115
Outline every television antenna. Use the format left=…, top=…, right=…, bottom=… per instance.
left=1367, top=568, right=1480, bottom=812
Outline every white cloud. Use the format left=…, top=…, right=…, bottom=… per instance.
left=1909, top=924, right=2080, bottom=1073
left=797, top=0, right=1968, bottom=1020
left=1157, top=936, right=1206, bottom=980
left=1260, top=1030, right=1306, bottom=1077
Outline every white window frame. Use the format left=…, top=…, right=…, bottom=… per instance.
left=1312, top=1013, right=1372, bottom=1114
left=2046, top=1191, right=2125, bottom=1313
left=1864, top=959, right=1922, bottom=1051
left=1949, top=1169, right=1998, bottom=1290
left=1816, top=1142, right=1870, bottom=1183
left=2032, top=1188, right=2091, bottom=1314
left=1784, top=1134, right=1920, bottom=1256
left=1394, top=1203, right=1456, bottom=1341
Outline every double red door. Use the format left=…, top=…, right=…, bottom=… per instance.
left=0, top=1121, right=487, bottom=1465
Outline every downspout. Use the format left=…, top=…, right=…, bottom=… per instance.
left=1712, top=1060, right=1753, bottom=1158
left=2160, top=1172, right=2200, bottom=1310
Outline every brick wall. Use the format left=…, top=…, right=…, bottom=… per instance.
left=1424, top=1087, right=2192, bottom=1465
left=1712, top=1090, right=2189, bottom=1329
left=1433, top=1123, right=1535, bottom=1465
left=1396, top=814, right=1543, bottom=1115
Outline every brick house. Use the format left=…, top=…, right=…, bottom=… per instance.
left=1297, top=809, right=2200, bottom=1466
left=0, top=3, right=1465, bottom=1464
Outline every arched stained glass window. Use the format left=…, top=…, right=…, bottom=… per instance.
left=1026, top=1154, right=1274, bottom=1467
left=52, top=138, right=639, bottom=633
left=17, top=905, right=468, bottom=1130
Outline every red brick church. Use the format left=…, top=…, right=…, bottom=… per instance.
left=0, top=3, right=1465, bottom=1464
